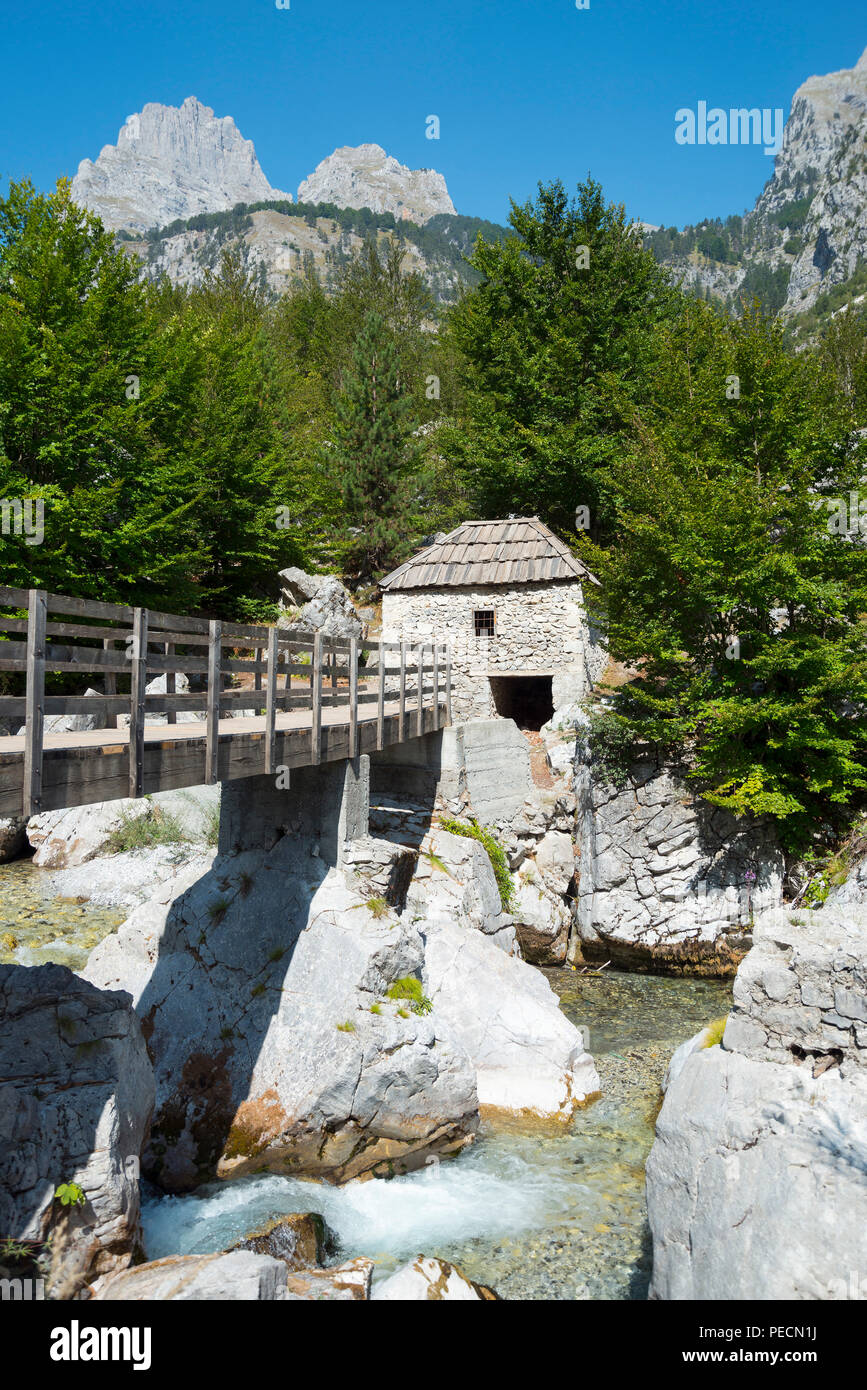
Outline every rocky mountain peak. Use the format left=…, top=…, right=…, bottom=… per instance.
left=297, top=143, right=455, bottom=224
left=71, top=96, right=292, bottom=234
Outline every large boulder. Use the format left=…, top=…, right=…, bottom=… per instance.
left=0, top=964, right=154, bottom=1298
left=572, top=748, right=784, bottom=975
left=510, top=874, right=570, bottom=965
left=83, top=838, right=479, bottom=1191
left=405, top=827, right=517, bottom=954
left=646, top=903, right=867, bottom=1299
left=27, top=785, right=219, bottom=868
left=278, top=568, right=362, bottom=642
left=17, top=687, right=104, bottom=736
left=422, top=918, right=599, bottom=1119
left=94, top=1249, right=305, bottom=1301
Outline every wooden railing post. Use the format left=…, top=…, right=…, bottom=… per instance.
left=349, top=636, right=358, bottom=759
left=264, top=626, right=278, bottom=776
left=432, top=643, right=440, bottom=730
left=129, top=607, right=148, bottom=798
left=416, top=643, right=424, bottom=738
left=376, top=643, right=385, bottom=751
left=398, top=640, right=406, bottom=743
left=311, top=632, right=323, bottom=765
left=254, top=645, right=262, bottom=714
left=445, top=644, right=452, bottom=725
left=205, top=620, right=222, bottom=785
left=165, top=641, right=176, bottom=725
left=22, top=588, right=47, bottom=816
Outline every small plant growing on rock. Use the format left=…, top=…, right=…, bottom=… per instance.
left=54, top=1182, right=86, bottom=1208
left=106, top=805, right=188, bottom=854
left=701, top=1017, right=728, bottom=1049
left=439, top=817, right=514, bottom=910
left=370, top=1003, right=382, bottom=1015
left=207, top=897, right=229, bottom=925
left=366, top=896, right=389, bottom=919
left=387, top=977, right=433, bottom=1016
left=336, top=1020, right=356, bottom=1032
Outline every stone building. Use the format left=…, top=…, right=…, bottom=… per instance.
left=379, top=517, right=605, bottom=725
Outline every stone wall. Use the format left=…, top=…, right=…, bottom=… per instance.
left=381, top=581, right=605, bottom=722
left=572, top=746, right=784, bottom=975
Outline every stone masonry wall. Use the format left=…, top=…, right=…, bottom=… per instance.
left=381, top=581, right=605, bottom=722
left=572, top=746, right=784, bottom=976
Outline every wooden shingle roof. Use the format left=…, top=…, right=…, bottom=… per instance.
left=380, top=517, right=597, bottom=591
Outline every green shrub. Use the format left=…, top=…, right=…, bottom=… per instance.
left=336, top=1019, right=356, bottom=1032
left=386, top=976, right=433, bottom=1016
left=439, top=817, right=514, bottom=910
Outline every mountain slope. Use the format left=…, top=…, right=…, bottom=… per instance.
left=71, top=96, right=292, bottom=234
left=647, top=46, right=867, bottom=331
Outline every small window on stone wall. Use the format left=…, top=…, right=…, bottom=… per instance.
left=474, top=609, right=496, bottom=639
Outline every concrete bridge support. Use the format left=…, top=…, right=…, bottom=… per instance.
left=371, top=719, right=531, bottom=824
left=218, top=755, right=369, bottom=864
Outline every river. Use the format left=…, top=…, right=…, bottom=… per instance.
left=0, top=858, right=730, bottom=1299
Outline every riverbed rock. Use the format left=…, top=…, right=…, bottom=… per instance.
left=51, top=845, right=214, bottom=911
left=0, top=815, right=28, bottom=862
left=510, top=874, right=570, bottom=965
left=27, top=785, right=219, bottom=868
left=83, top=836, right=479, bottom=1192
left=646, top=901, right=867, bottom=1299
left=0, top=963, right=154, bottom=1298
left=93, top=1249, right=300, bottom=1300
left=372, top=1254, right=498, bottom=1300
left=405, top=827, right=517, bottom=954
left=422, top=918, right=599, bottom=1118
left=572, top=747, right=784, bottom=975
left=231, top=1212, right=332, bottom=1269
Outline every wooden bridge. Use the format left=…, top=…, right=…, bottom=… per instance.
left=0, top=587, right=451, bottom=817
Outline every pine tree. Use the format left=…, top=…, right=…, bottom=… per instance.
left=332, top=309, right=418, bottom=579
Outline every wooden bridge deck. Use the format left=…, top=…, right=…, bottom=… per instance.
left=0, top=587, right=451, bottom=817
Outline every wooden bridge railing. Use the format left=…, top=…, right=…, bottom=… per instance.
left=0, top=587, right=452, bottom=815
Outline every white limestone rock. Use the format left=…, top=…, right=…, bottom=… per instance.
left=27, top=785, right=219, bottom=868
left=82, top=839, right=479, bottom=1191
left=71, top=97, right=292, bottom=234
left=406, top=827, right=517, bottom=954
left=647, top=898, right=867, bottom=1299
left=372, top=1254, right=496, bottom=1300
left=647, top=1045, right=867, bottom=1300
left=422, top=918, right=599, bottom=1118
left=94, top=1249, right=303, bottom=1301
left=298, top=143, right=455, bottom=225
left=0, top=963, right=154, bottom=1298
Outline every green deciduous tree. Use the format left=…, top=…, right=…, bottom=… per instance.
left=584, top=303, right=867, bottom=850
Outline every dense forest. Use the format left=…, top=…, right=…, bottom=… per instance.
left=2, top=173, right=867, bottom=848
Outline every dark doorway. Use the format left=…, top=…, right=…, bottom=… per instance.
left=489, top=675, right=554, bottom=731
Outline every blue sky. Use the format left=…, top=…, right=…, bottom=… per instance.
left=1, top=1, right=863, bottom=229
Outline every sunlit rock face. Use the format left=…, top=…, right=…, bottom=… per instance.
left=297, top=143, right=455, bottom=225
left=71, top=97, right=292, bottom=233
